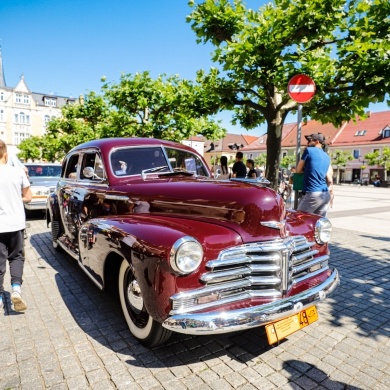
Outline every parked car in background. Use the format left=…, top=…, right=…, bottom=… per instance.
left=46, top=137, right=339, bottom=347
left=25, top=163, right=62, bottom=212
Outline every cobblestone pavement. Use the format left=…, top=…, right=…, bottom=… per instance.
left=1, top=191, right=390, bottom=389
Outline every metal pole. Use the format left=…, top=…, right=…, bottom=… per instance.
left=294, top=104, right=302, bottom=210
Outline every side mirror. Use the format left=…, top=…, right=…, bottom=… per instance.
left=215, top=168, right=221, bottom=179
left=82, top=166, right=94, bottom=178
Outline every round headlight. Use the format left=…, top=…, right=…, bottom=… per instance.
left=315, top=218, right=332, bottom=244
left=170, top=236, right=203, bottom=275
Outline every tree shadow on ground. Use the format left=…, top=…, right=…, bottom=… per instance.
left=26, top=222, right=390, bottom=388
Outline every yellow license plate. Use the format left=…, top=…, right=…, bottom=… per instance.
left=265, top=305, right=318, bottom=345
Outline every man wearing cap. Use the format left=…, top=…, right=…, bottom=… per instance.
left=296, top=133, right=333, bottom=217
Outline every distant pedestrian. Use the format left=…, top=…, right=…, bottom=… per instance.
left=213, top=155, right=230, bottom=180
left=0, top=140, right=32, bottom=313
left=246, top=159, right=257, bottom=179
left=296, top=133, right=333, bottom=217
left=255, top=164, right=263, bottom=178
left=232, top=152, right=247, bottom=178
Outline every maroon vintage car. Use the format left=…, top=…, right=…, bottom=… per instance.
left=46, top=137, right=339, bottom=347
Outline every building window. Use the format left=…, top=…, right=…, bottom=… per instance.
left=0, top=109, right=3, bottom=121
left=373, top=148, right=380, bottom=153
left=14, top=113, right=19, bottom=123
left=353, top=150, right=360, bottom=159
left=384, top=129, right=390, bottom=139
left=23, top=95, right=30, bottom=104
left=14, top=131, right=30, bottom=145
left=0, top=92, right=4, bottom=101
left=15, top=94, right=22, bottom=103
left=354, top=130, right=367, bottom=136
left=44, top=97, right=57, bottom=107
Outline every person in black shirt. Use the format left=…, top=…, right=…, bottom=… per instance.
left=246, top=159, right=257, bottom=179
left=232, top=152, right=247, bottom=178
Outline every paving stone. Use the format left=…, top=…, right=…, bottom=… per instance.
left=4, top=199, right=390, bottom=389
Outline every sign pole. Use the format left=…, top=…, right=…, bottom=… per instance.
left=294, top=104, right=302, bottom=210
left=287, top=74, right=316, bottom=210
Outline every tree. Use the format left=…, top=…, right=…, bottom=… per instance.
left=280, top=154, right=296, bottom=169
left=365, top=146, right=390, bottom=181
left=187, top=0, right=390, bottom=187
left=20, top=73, right=228, bottom=161
left=330, top=150, right=354, bottom=183
left=254, top=153, right=267, bottom=169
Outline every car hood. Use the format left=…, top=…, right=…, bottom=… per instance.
left=113, top=177, right=286, bottom=241
left=29, top=177, right=60, bottom=187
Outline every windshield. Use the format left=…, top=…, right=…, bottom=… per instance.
left=110, top=146, right=209, bottom=177
left=27, top=165, right=62, bottom=177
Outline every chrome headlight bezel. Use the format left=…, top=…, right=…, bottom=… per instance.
left=170, top=236, right=203, bottom=275
left=315, top=218, right=332, bottom=244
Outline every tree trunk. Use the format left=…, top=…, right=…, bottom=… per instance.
left=266, top=121, right=282, bottom=190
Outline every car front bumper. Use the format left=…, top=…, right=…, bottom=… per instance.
left=162, top=268, right=339, bottom=335
left=24, top=199, right=48, bottom=211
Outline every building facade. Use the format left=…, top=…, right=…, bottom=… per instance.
left=0, top=48, right=73, bottom=156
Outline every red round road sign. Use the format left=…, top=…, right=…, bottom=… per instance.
left=288, top=74, right=316, bottom=103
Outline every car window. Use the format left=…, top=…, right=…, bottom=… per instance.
left=26, top=165, right=61, bottom=177
left=80, top=152, right=105, bottom=181
left=164, top=147, right=209, bottom=176
left=64, top=154, right=80, bottom=179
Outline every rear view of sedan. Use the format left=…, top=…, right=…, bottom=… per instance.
left=25, top=163, right=61, bottom=212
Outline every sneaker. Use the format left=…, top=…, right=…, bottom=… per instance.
left=11, top=291, right=27, bottom=312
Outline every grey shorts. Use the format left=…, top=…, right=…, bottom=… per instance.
left=297, top=191, right=331, bottom=217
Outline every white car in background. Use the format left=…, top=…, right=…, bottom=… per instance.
left=24, top=163, right=62, bottom=212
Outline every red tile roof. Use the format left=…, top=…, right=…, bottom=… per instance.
left=282, top=120, right=340, bottom=148
left=331, top=111, right=390, bottom=147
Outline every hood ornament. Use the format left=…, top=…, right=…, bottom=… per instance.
left=261, top=220, right=287, bottom=237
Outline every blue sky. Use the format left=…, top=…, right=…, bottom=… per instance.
left=0, top=0, right=388, bottom=136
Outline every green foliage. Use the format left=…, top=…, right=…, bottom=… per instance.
left=365, top=146, right=390, bottom=171
left=188, top=0, right=390, bottom=186
left=254, top=153, right=267, bottom=168
left=20, top=72, right=227, bottom=161
left=280, top=154, right=296, bottom=169
left=330, top=150, right=354, bottom=167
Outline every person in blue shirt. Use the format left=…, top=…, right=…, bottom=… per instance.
left=296, top=133, right=333, bottom=217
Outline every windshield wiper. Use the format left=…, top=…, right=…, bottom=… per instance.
left=141, top=166, right=168, bottom=179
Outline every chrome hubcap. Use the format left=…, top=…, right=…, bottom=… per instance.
left=127, top=280, right=143, bottom=313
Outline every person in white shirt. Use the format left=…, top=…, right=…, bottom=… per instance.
left=0, top=140, right=32, bottom=312
left=213, top=155, right=230, bottom=180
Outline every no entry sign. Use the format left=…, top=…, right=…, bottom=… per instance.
left=288, top=74, right=316, bottom=103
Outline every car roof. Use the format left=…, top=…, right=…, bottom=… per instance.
left=68, top=137, right=197, bottom=155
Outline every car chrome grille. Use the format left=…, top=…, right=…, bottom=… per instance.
left=170, top=235, right=329, bottom=315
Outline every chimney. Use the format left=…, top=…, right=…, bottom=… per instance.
left=366, top=111, right=371, bottom=118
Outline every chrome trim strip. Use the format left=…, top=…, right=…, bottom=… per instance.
left=170, top=279, right=252, bottom=300
left=292, top=249, right=319, bottom=263
left=163, top=269, right=339, bottom=335
left=207, top=252, right=281, bottom=269
left=292, top=255, right=328, bottom=274
left=200, top=263, right=281, bottom=284
left=170, top=289, right=283, bottom=315
left=292, top=266, right=330, bottom=285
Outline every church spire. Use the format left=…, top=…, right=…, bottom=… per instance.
left=0, top=46, right=7, bottom=88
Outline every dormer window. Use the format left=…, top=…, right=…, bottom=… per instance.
left=381, top=126, right=390, bottom=139
left=354, top=130, right=367, bottom=136
left=44, top=97, right=57, bottom=107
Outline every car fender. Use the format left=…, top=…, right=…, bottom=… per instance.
left=79, top=214, right=243, bottom=322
